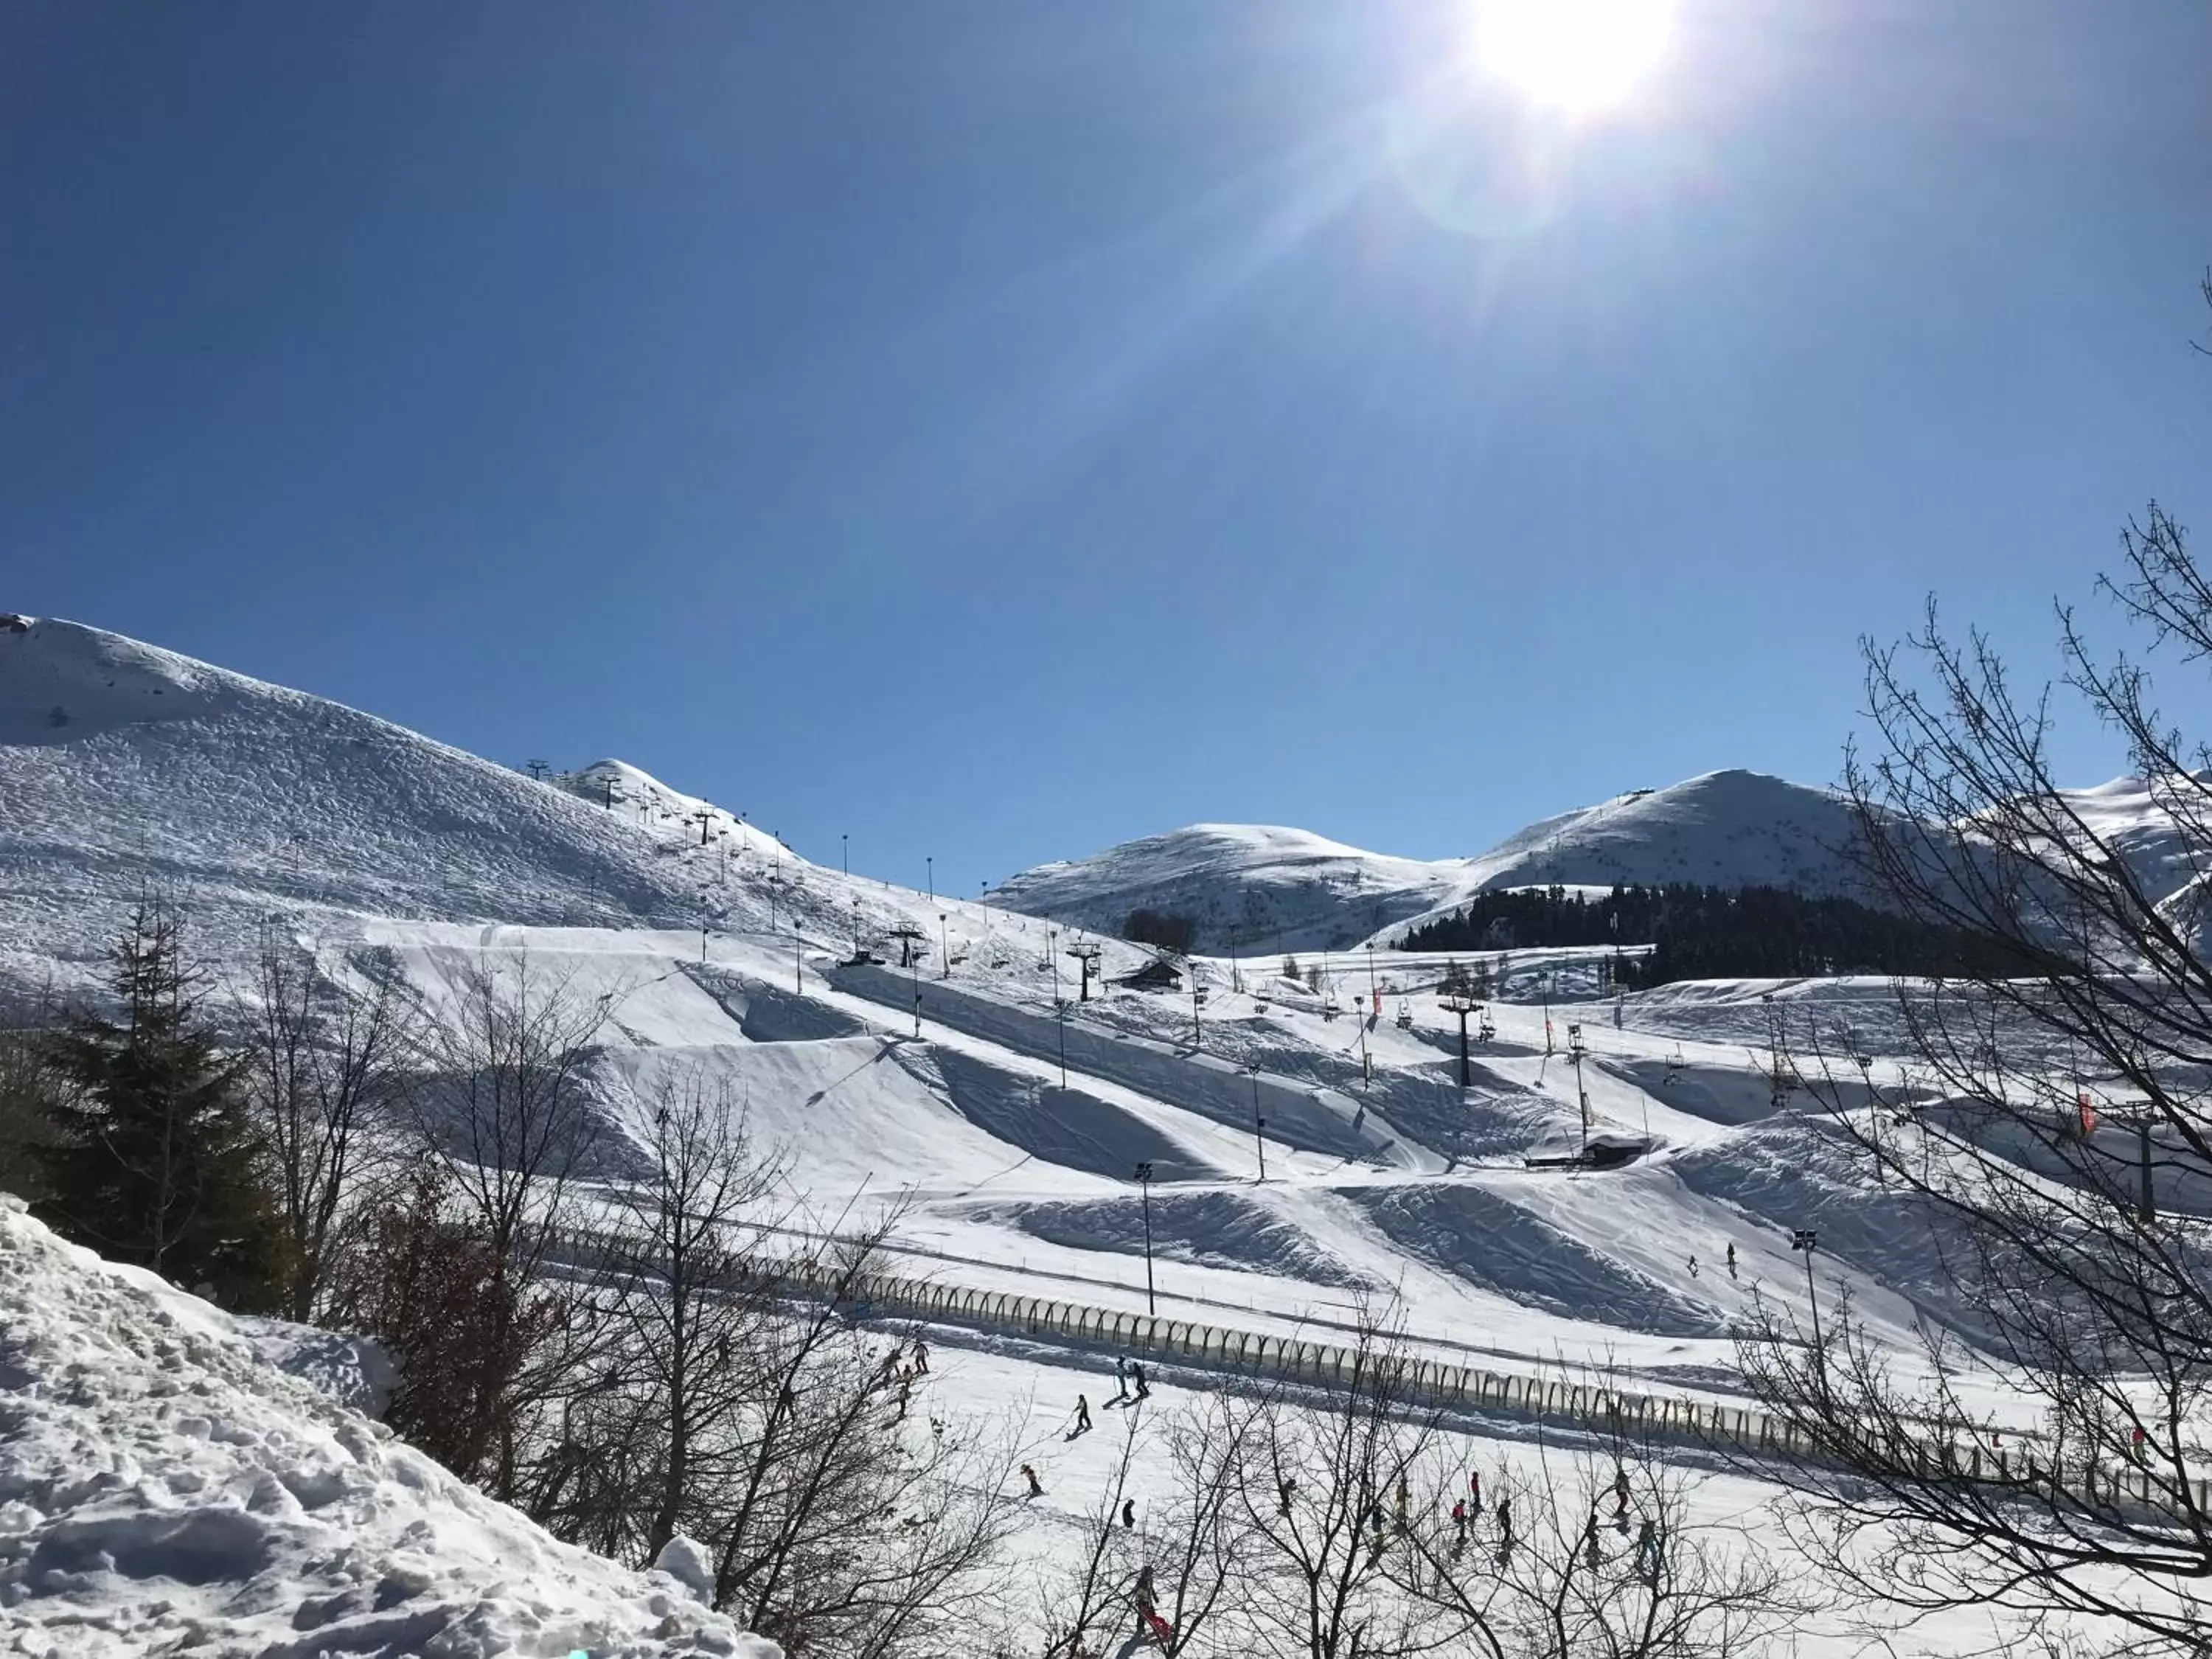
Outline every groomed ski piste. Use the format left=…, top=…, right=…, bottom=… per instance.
left=1, top=616, right=2189, bottom=1653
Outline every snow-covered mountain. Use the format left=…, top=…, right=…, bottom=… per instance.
left=0, top=617, right=834, bottom=998
left=995, top=771, right=1878, bottom=953
left=0, top=1195, right=773, bottom=1658
left=989, top=824, right=1468, bottom=956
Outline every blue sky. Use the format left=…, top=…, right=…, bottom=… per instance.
left=4, top=1, right=2208, bottom=894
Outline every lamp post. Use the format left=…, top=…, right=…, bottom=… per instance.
left=1792, top=1228, right=1821, bottom=1352
left=1055, top=998, right=1069, bottom=1089
left=1135, top=1161, right=1157, bottom=1314
left=939, top=913, right=950, bottom=979
left=1248, top=1063, right=1267, bottom=1183
left=842, top=832, right=849, bottom=876
left=927, top=855, right=934, bottom=903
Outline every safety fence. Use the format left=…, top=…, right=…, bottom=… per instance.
left=542, top=1222, right=2211, bottom=1526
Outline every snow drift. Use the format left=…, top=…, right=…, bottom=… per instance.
left=0, top=1195, right=776, bottom=1659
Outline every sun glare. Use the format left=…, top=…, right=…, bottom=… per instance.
left=1471, top=0, right=1677, bottom=117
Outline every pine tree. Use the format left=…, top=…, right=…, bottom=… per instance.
left=37, top=901, right=284, bottom=1310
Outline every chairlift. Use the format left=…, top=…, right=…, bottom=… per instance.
left=1394, top=998, right=1413, bottom=1031
left=1478, top=1012, right=1496, bottom=1044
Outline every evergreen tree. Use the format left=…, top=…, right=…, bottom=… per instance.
left=37, top=901, right=284, bottom=1310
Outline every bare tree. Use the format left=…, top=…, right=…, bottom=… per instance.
left=1227, top=1312, right=1481, bottom=1659
left=403, top=950, right=619, bottom=1496
left=1736, top=273, right=2212, bottom=1652
left=0, top=983, right=69, bottom=1205
left=237, top=928, right=415, bottom=1320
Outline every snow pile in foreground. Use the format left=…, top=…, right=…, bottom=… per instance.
left=0, top=1197, right=778, bottom=1659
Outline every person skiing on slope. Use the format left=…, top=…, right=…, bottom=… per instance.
left=1585, top=1506, right=1603, bottom=1568
left=1470, top=1471, right=1483, bottom=1515
left=1075, top=1393, right=1091, bottom=1434
left=1113, top=1355, right=1130, bottom=1401
left=1725, top=1242, right=1737, bottom=1280
left=1613, top=1467, right=1631, bottom=1525
left=912, top=1338, right=929, bottom=1374
left=1022, top=1463, right=1043, bottom=1498
left=1635, top=1517, right=1658, bottom=1582
left=1130, top=1361, right=1150, bottom=1401
left=1688, top=1253, right=1700, bottom=1279
left=1122, top=1498, right=1137, bottom=1531
left=1450, top=1498, right=1467, bottom=1552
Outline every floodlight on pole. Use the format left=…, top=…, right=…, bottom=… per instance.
left=1791, top=1228, right=1822, bottom=1352
left=1248, top=1063, right=1267, bottom=1183
left=1055, top=998, right=1069, bottom=1088
left=1135, top=1161, right=1157, bottom=1314
left=926, top=856, right=933, bottom=903
left=939, top=913, right=950, bottom=979
left=842, top=832, right=849, bottom=876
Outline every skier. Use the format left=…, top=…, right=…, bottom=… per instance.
left=1495, top=1496, right=1514, bottom=1568
left=1469, top=1471, right=1483, bottom=1516
left=1725, top=1242, right=1737, bottom=1280
left=1022, top=1463, right=1043, bottom=1498
left=1613, top=1467, right=1631, bottom=1526
left=1122, top=1498, right=1138, bottom=1531
left=912, top=1338, right=930, bottom=1374
left=895, top=1372, right=911, bottom=1421
left=1688, top=1253, right=1700, bottom=1279
left=1394, top=1475, right=1410, bottom=1534
left=1075, top=1393, right=1092, bottom=1434
left=1585, top=1506, right=1603, bottom=1569
left=1130, top=1361, right=1150, bottom=1401
left=1113, top=1355, right=1130, bottom=1401
left=1450, top=1498, right=1468, bottom=1553
left=1635, top=1517, right=1658, bottom=1582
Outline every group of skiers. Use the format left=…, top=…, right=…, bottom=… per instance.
left=1068, top=1357, right=1152, bottom=1441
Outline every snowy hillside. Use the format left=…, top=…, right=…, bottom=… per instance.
left=995, top=771, right=1877, bottom=953
left=0, top=618, right=843, bottom=1000
left=0, top=1195, right=773, bottom=1658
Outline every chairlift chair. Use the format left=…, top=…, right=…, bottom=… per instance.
left=1395, top=999, right=1413, bottom=1031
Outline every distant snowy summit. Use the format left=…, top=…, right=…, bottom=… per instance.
left=992, top=771, right=1875, bottom=955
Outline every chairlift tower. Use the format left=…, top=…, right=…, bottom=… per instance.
left=688, top=808, right=714, bottom=846
left=888, top=923, right=926, bottom=970
left=526, top=758, right=550, bottom=782
left=1067, top=942, right=1102, bottom=1003
left=1438, top=990, right=1481, bottom=1089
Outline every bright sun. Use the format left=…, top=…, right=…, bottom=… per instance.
left=1471, top=0, right=1677, bottom=117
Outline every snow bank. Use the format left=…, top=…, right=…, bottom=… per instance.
left=0, top=1197, right=778, bottom=1659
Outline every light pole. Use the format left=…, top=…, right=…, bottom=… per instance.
left=1248, top=1063, right=1267, bottom=1183
left=1792, top=1228, right=1821, bottom=1352
left=927, top=856, right=934, bottom=903
left=1568, top=1021, right=1590, bottom=1158
left=842, top=832, right=849, bottom=876
left=1055, top=998, right=1069, bottom=1089
left=939, top=913, right=950, bottom=979
left=1191, top=973, right=1206, bottom=1046
left=1135, top=1161, right=1157, bottom=1314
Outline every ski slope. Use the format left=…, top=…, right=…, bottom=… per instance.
left=0, top=616, right=2166, bottom=1425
